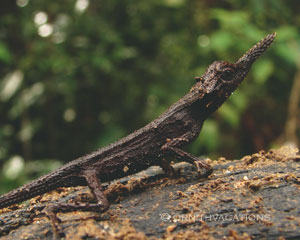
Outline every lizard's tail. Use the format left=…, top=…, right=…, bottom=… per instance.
left=0, top=171, right=65, bottom=209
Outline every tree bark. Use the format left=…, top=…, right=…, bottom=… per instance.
left=1, top=146, right=300, bottom=239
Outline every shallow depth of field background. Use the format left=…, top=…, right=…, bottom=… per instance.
left=0, top=0, right=299, bottom=193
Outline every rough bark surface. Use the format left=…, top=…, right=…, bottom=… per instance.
left=1, top=146, right=300, bottom=240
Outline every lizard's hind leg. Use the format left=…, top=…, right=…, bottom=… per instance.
left=44, top=170, right=109, bottom=239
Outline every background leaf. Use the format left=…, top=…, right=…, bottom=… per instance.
left=0, top=0, right=299, bottom=192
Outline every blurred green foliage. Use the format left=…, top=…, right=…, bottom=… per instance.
left=0, top=0, right=299, bottom=192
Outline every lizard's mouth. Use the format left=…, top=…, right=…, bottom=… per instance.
left=197, top=87, right=233, bottom=116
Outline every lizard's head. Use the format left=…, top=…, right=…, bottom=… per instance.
left=191, top=33, right=276, bottom=108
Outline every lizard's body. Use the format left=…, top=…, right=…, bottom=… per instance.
left=0, top=33, right=276, bottom=237
left=0, top=89, right=207, bottom=207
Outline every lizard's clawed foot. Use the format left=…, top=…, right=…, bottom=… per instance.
left=194, top=159, right=213, bottom=178
left=44, top=205, right=64, bottom=240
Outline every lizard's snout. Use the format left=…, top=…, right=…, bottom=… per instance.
left=236, top=32, right=276, bottom=68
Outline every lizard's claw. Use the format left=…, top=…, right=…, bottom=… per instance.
left=194, top=159, right=213, bottom=178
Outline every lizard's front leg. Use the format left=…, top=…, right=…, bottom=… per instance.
left=161, top=137, right=213, bottom=178
left=44, top=169, right=109, bottom=239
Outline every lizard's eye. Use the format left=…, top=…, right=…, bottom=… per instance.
left=221, top=70, right=234, bottom=81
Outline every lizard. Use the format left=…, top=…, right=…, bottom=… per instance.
left=0, top=33, right=276, bottom=237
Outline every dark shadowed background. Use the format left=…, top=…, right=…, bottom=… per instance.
left=0, top=0, right=299, bottom=193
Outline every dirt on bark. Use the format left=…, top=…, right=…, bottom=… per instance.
left=0, top=146, right=300, bottom=240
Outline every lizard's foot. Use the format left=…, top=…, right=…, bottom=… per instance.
left=44, top=205, right=64, bottom=240
left=194, top=159, right=213, bottom=178
left=44, top=201, right=110, bottom=239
